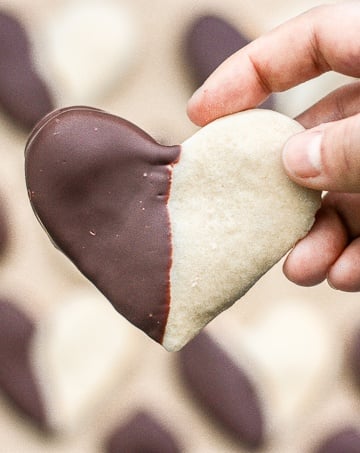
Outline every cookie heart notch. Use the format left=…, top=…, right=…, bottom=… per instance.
left=25, top=107, right=320, bottom=351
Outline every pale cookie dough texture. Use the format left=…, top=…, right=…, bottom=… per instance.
left=163, top=110, right=320, bottom=350
left=38, top=0, right=138, bottom=105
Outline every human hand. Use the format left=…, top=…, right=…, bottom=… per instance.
left=187, top=2, right=360, bottom=291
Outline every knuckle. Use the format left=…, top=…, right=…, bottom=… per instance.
left=341, top=115, right=360, bottom=173
left=323, top=114, right=360, bottom=190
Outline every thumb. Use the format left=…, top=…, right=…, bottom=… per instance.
left=282, top=113, right=360, bottom=192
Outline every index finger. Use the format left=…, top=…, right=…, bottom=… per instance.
left=187, top=2, right=360, bottom=126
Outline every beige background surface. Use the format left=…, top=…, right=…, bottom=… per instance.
left=0, top=0, right=358, bottom=452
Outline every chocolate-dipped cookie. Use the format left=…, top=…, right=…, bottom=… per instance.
left=25, top=107, right=320, bottom=351
left=0, top=2, right=138, bottom=129
left=0, top=11, right=54, bottom=129
left=0, top=291, right=134, bottom=432
left=105, top=411, right=181, bottom=453
left=178, top=300, right=337, bottom=448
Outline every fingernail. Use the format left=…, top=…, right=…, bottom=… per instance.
left=283, top=131, right=323, bottom=178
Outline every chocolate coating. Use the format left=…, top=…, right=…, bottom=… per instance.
left=0, top=300, right=46, bottom=427
left=0, top=12, right=54, bottom=129
left=185, top=15, right=248, bottom=86
left=313, top=427, right=360, bottom=453
left=178, top=332, right=264, bottom=449
left=25, top=107, right=180, bottom=343
left=185, top=14, right=274, bottom=109
left=105, top=411, right=181, bottom=453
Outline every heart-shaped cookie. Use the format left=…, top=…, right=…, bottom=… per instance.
left=0, top=292, right=134, bottom=432
left=38, top=0, right=139, bottom=105
left=179, top=299, right=338, bottom=447
left=0, top=2, right=138, bottom=129
left=25, top=107, right=320, bottom=351
left=220, top=300, right=338, bottom=431
left=32, top=289, right=135, bottom=433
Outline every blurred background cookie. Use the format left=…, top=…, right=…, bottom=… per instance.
left=0, top=291, right=137, bottom=434
left=178, top=299, right=338, bottom=449
left=0, top=11, right=53, bottom=130
left=104, top=411, right=182, bottom=453
left=36, top=0, right=140, bottom=106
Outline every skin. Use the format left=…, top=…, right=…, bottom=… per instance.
left=187, top=2, right=360, bottom=291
